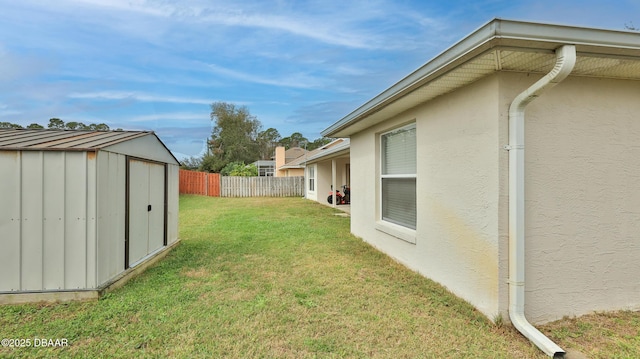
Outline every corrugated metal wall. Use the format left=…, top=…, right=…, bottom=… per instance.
left=0, top=138, right=180, bottom=293
left=0, top=151, right=97, bottom=292
left=166, top=164, right=179, bottom=246
left=96, top=151, right=126, bottom=286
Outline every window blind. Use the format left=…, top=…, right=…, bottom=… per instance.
left=382, top=126, right=416, bottom=175
left=381, top=124, right=416, bottom=229
left=382, top=178, right=416, bottom=229
left=308, top=166, right=315, bottom=191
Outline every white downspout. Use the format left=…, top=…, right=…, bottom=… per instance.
left=507, top=44, right=576, bottom=358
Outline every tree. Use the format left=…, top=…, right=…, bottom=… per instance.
left=307, top=137, right=333, bottom=151
left=48, top=118, right=65, bottom=129
left=89, top=123, right=110, bottom=131
left=65, top=122, right=108, bottom=131
left=65, top=121, right=81, bottom=130
left=201, top=102, right=262, bottom=173
left=257, top=127, right=281, bottom=159
left=220, top=162, right=258, bottom=176
left=2, top=118, right=111, bottom=131
left=280, top=132, right=308, bottom=149
left=0, top=122, right=23, bottom=128
left=180, top=156, right=202, bottom=170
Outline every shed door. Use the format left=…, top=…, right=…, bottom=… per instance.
left=128, top=158, right=166, bottom=267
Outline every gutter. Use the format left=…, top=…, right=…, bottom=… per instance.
left=506, top=44, right=576, bottom=358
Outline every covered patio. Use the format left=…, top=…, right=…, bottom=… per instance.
left=303, top=139, right=350, bottom=210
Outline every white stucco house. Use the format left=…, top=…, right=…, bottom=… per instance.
left=299, top=138, right=350, bottom=205
left=321, top=18, right=640, bottom=357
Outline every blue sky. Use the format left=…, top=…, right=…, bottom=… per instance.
left=1, top=0, right=638, bottom=159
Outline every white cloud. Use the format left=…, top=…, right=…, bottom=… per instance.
left=0, top=109, right=21, bottom=117
left=197, top=11, right=374, bottom=49
left=0, top=102, right=21, bottom=117
left=206, top=63, right=326, bottom=89
left=68, top=91, right=212, bottom=105
left=24, top=0, right=442, bottom=50
left=127, top=112, right=209, bottom=123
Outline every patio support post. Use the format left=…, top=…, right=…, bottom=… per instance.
left=331, top=159, right=337, bottom=207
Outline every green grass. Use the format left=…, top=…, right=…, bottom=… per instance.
left=0, top=196, right=638, bottom=358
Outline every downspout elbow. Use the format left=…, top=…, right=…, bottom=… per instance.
left=509, top=45, right=576, bottom=117
left=508, top=44, right=576, bottom=358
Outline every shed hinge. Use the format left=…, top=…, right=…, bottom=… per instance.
left=503, top=144, right=524, bottom=151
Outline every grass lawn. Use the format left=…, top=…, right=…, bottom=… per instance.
left=1, top=196, right=638, bottom=358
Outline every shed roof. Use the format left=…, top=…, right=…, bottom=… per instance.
left=0, top=128, right=151, bottom=150
left=322, top=18, right=640, bottom=138
left=280, top=138, right=350, bottom=169
left=0, top=129, right=179, bottom=164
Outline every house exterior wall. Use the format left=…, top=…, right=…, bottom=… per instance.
left=350, top=75, right=502, bottom=319
left=315, top=161, right=333, bottom=205
left=0, top=150, right=98, bottom=292
left=281, top=168, right=304, bottom=177
left=333, top=158, right=350, bottom=192
left=350, top=71, right=640, bottom=324
left=500, top=73, right=640, bottom=323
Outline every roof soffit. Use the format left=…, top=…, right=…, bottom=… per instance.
left=323, top=19, right=640, bottom=138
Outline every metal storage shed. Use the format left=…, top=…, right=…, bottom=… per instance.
left=0, top=129, right=180, bottom=303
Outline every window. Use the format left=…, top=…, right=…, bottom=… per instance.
left=381, top=124, right=416, bottom=229
left=256, top=162, right=275, bottom=176
left=308, top=165, right=315, bottom=191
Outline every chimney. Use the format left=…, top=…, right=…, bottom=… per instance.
left=275, top=146, right=285, bottom=177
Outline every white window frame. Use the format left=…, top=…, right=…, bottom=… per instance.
left=307, top=165, right=316, bottom=192
left=377, top=123, right=417, bottom=243
left=259, top=164, right=274, bottom=177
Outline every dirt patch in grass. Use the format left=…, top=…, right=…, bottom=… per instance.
left=181, top=267, right=210, bottom=278
left=540, top=310, right=640, bottom=358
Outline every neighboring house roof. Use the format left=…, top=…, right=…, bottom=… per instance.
left=280, top=138, right=350, bottom=169
left=253, top=160, right=275, bottom=166
left=0, top=128, right=179, bottom=164
left=285, top=147, right=306, bottom=162
left=322, top=18, right=640, bottom=137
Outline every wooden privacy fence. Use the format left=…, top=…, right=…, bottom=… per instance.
left=179, top=169, right=221, bottom=197
left=221, top=176, right=304, bottom=197
left=179, top=169, right=304, bottom=197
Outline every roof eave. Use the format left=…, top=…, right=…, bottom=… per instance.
left=305, top=146, right=350, bottom=164
left=322, top=18, right=640, bottom=138
left=279, top=165, right=304, bottom=170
